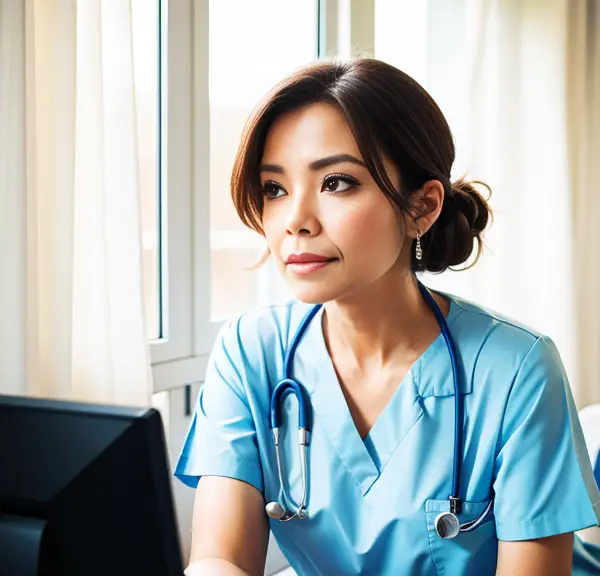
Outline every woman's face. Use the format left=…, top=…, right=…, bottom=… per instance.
left=260, top=102, right=411, bottom=304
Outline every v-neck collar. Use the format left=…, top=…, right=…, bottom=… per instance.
left=293, top=291, right=463, bottom=496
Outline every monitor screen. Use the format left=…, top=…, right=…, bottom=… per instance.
left=0, top=394, right=183, bottom=575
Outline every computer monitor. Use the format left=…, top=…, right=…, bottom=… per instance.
left=0, top=394, right=184, bottom=575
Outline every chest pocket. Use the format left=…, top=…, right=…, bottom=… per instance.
left=425, top=499, right=498, bottom=576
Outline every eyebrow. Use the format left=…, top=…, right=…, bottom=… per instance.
left=259, top=153, right=367, bottom=174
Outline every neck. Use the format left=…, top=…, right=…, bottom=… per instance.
left=322, top=270, right=450, bottom=372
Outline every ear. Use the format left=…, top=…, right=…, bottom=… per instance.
left=405, top=180, right=445, bottom=238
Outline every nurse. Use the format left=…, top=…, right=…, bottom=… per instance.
left=175, top=58, right=600, bottom=575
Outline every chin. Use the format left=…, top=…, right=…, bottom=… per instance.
left=288, top=283, right=338, bottom=305
left=290, top=290, right=329, bottom=305
left=287, top=277, right=358, bottom=305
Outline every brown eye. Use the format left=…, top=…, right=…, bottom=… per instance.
left=321, top=175, right=360, bottom=194
left=262, top=181, right=286, bottom=199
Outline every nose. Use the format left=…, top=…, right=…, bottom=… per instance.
left=285, top=193, right=322, bottom=237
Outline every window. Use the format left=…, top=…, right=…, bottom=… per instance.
left=374, top=0, right=471, bottom=180
left=132, top=0, right=162, bottom=341
left=209, top=0, right=319, bottom=321
left=149, top=0, right=377, bottom=390
left=150, top=0, right=194, bottom=371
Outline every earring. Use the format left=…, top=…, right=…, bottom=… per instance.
left=415, top=233, right=423, bottom=261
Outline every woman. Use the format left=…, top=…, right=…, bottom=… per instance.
left=175, top=59, right=600, bottom=575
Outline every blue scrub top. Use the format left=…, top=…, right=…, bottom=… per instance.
left=175, top=291, right=600, bottom=575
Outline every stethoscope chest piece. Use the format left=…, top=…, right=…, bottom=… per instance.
left=266, top=501, right=286, bottom=520
left=265, top=500, right=307, bottom=522
left=433, top=498, right=494, bottom=539
left=434, top=512, right=461, bottom=539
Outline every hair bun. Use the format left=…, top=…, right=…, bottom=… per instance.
left=416, top=177, right=492, bottom=273
left=450, top=177, right=490, bottom=235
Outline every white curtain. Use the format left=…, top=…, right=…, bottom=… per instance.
left=0, top=0, right=152, bottom=406
left=376, top=0, right=600, bottom=407
left=567, top=1, right=600, bottom=409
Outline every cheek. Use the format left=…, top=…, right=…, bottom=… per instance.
left=262, top=208, right=284, bottom=254
left=333, top=201, right=402, bottom=263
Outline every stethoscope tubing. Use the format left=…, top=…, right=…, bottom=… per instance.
left=266, top=281, right=491, bottom=537
left=416, top=282, right=463, bottom=504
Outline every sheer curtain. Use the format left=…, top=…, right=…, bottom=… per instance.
left=376, top=0, right=600, bottom=406
left=0, top=0, right=152, bottom=406
left=568, top=1, right=600, bottom=408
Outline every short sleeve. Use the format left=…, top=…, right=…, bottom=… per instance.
left=174, top=319, right=264, bottom=494
left=493, top=335, right=600, bottom=541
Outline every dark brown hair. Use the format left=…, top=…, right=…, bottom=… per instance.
left=231, top=58, right=491, bottom=273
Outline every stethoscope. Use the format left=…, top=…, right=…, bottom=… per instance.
left=264, top=280, right=494, bottom=539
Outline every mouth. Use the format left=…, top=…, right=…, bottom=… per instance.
left=286, top=254, right=339, bottom=275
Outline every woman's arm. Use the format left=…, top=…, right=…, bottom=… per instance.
left=496, top=533, right=574, bottom=576
left=185, top=476, right=270, bottom=576
left=185, top=558, right=252, bottom=576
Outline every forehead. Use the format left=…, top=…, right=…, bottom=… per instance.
left=261, top=102, right=362, bottom=164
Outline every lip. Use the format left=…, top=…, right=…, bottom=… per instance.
left=286, top=260, right=335, bottom=275
left=284, top=253, right=338, bottom=276
left=285, top=253, right=333, bottom=264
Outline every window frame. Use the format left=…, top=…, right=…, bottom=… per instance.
left=150, top=0, right=200, bottom=390
left=151, top=0, right=374, bottom=393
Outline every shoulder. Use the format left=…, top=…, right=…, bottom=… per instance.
left=445, top=293, right=574, bottom=449
left=450, top=292, right=541, bottom=343
left=205, top=300, right=315, bottom=402
left=449, top=292, right=545, bottom=354
left=214, top=298, right=314, bottom=368
left=445, top=292, right=564, bottom=388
